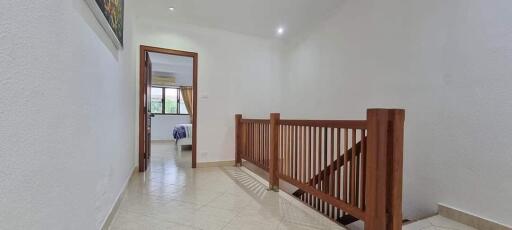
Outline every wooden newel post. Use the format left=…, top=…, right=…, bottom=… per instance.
left=269, top=113, right=280, bottom=191
left=365, top=109, right=405, bottom=230
left=235, top=114, right=242, bottom=167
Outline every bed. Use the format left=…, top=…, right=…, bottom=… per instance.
left=172, top=124, right=192, bottom=155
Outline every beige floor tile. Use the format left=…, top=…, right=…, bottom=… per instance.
left=109, top=141, right=345, bottom=230
left=110, top=210, right=198, bottom=230
left=404, top=215, right=478, bottom=230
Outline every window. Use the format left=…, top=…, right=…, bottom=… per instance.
left=151, top=87, right=189, bottom=115
left=164, top=88, right=178, bottom=114
left=150, top=88, right=163, bottom=113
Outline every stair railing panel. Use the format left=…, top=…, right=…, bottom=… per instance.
left=278, top=123, right=367, bottom=221
left=236, top=117, right=270, bottom=171
left=235, top=109, right=405, bottom=230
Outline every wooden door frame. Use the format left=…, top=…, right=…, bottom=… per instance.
left=139, top=45, right=198, bottom=170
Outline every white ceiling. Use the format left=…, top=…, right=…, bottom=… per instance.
left=132, top=0, right=344, bottom=39
left=149, top=52, right=193, bottom=85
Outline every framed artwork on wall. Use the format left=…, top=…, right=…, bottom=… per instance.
left=85, top=0, right=124, bottom=48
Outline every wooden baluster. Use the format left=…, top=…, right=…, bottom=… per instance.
left=253, top=123, right=255, bottom=162
left=260, top=123, right=262, bottom=165
left=242, top=123, right=245, bottom=160
left=284, top=125, right=287, bottom=177
left=312, top=126, right=317, bottom=209
left=250, top=123, right=253, bottom=161
left=247, top=123, right=250, bottom=161
left=355, top=129, right=360, bottom=207
left=351, top=129, right=357, bottom=206
left=281, top=125, right=284, bottom=176
left=307, top=126, right=312, bottom=205
left=244, top=123, right=249, bottom=159
left=344, top=128, right=348, bottom=206
left=294, top=125, right=298, bottom=181
left=317, top=126, right=321, bottom=211
left=259, top=123, right=262, bottom=166
left=249, top=123, right=252, bottom=162
left=255, top=123, right=258, bottom=163
left=261, top=123, right=270, bottom=168
left=361, top=129, right=366, bottom=210
left=288, top=125, right=292, bottom=177
left=337, top=128, right=342, bottom=217
left=268, top=123, right=270, bottom=168
left=283, top=125, right=286, bottom=177
left=262, top=123, right=265, bottom=167
left=256, top=123, right=258, bottom=164
left=290, top=125, right=293, bottom=179
left=264, top=123, right=267, bottom=168
left=319, top=127, right=327, bottom=214
left=300, top=126, right=307, bottom=183
left=258, top=123, right=261, bottom=165
left=256, top=124, right=258, bottom=163
left=262, top=123, right=264, bottom=166
left=252, top=123, right=255, bottom=162
left=255, top=123, right=258, bottom=164
left=261, top=124, right=263, bottom=166
left=330, top=128, right=335, bottom=217
left=298, top=126, right=302, bottom=183
left=247, top=123, right=250, bottom=160
left=320, top=127, right=325, bottom=213
left=289, top=125, right=292, bottom=177
left=324, top=127, right=330, bottom=217
left=270, top=124, right=271, bottom=168
left=290, top=126, right=293, bottom=179
left=246, top=123, right=249, bottom=160
left=248, top=123, right=250, bottom=162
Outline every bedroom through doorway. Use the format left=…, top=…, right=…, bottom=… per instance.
left=139, top=46, right=198, bottom=171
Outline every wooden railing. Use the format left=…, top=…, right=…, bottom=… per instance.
left=235, top=117, right=271, bottom=170
left=235, top=109, right=405, bottom=230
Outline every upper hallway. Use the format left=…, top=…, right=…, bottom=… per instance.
left=0, top=0, right=511, bottom=229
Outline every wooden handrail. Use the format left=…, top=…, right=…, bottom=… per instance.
left=235, top=109, right=405, bottom=230
left=280, top=119, right=366, bottom=129
left=241, top=119, right=270, bottom=124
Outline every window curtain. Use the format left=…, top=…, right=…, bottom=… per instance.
left=181, top=86, right=193, bottom=121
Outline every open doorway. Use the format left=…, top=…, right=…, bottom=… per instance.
left=139, top=46, right=198, bottom=171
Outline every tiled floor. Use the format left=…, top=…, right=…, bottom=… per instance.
left=109, top=141, right=476, bottom=230
left=403, top=215, right=477, bottom=230
left=109, top=141, right=344, bottom=230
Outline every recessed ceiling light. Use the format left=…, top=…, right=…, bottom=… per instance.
left=277, top=27, right=285, bottom=36
left=169, top=7, right=175, bottom=11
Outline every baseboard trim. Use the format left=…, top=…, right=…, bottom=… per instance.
left=100, top=166, right=137, bottom=230
left=151, top=140, right=173, bottom=143
left=197, top=160, right=235, bottom=168
left=438, top=204, right=511, bottom=230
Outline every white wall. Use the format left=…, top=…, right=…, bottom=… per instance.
left=0, top=0, right=136, bottom=229
left=134, top=19, right=283, bottom=163
left=281, top=0, right=512, bottom=226
left=151, top=115, right=191, bottom=141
